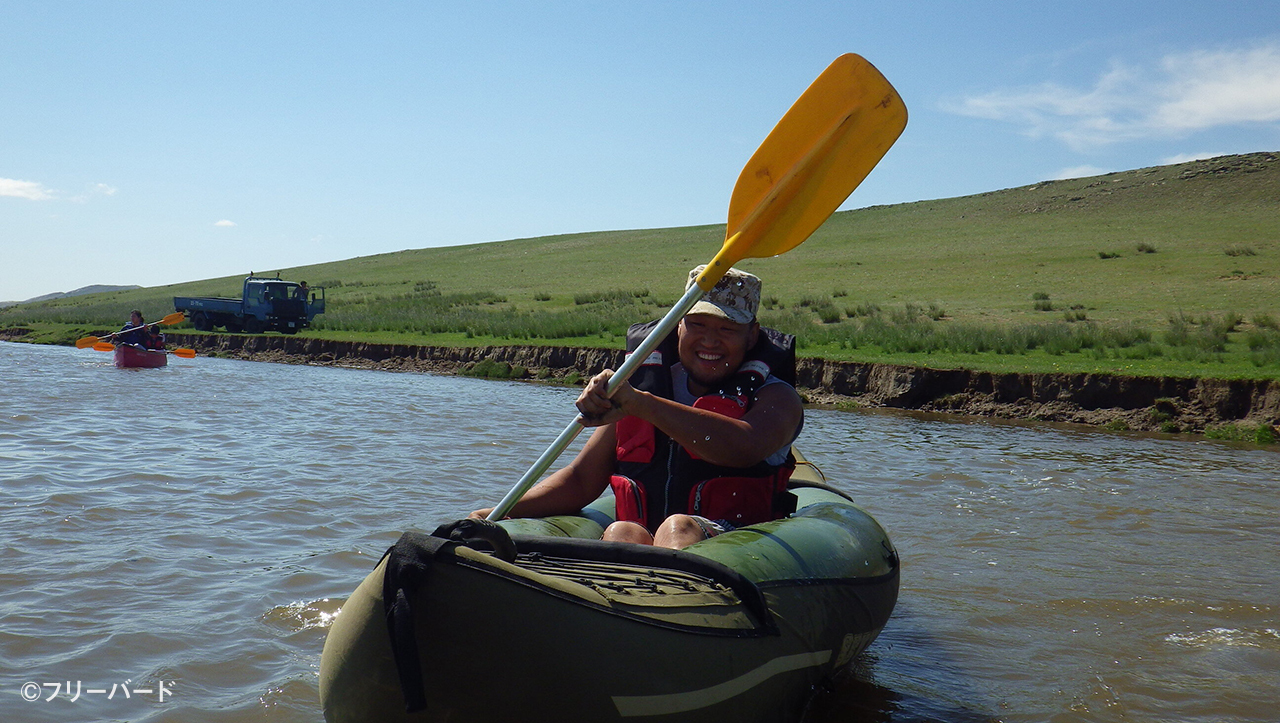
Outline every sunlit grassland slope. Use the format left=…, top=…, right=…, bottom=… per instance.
left=5, top=153, right=1279, bottom=378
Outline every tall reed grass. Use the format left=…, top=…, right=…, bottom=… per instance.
left=6, top=287, right=1279, bottom=369
left=758, top=304, right=1279, bottom=364
left=311, top=286, right=646, bottom=340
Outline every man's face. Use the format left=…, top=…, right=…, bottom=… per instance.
left=677, top=313, right=759, bottom=392
left=130, top=312, right=142, bottom=326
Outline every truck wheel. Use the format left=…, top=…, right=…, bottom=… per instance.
left=192, top=312, right=213, bottom=332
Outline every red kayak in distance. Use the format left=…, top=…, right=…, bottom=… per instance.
left=114, top=343, right=168, bottom=369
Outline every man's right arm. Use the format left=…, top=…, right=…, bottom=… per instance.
left=469, top=423, right=616, bottom=519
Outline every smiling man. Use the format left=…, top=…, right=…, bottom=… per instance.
left=472, top=266, right=804, bottom=549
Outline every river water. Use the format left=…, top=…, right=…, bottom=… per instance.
left=2, top=341, right=1276, bottom=723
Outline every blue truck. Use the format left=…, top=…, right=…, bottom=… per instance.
left=174, top=275, right=325, bottom=334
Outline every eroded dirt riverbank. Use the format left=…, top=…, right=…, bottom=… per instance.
left=154, top=332, right=1280, bottom=436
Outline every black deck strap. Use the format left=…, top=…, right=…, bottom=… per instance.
left=432, top=518, right=518, bottom=563
left=507, top=535, right=779, bottom=635
left=382, top=531, right=456, bottom=713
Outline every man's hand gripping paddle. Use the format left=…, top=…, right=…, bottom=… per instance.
left=487, top=54, right=908, bottom=521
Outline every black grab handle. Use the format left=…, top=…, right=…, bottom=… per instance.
left=431, top=518, right=518, bottom=563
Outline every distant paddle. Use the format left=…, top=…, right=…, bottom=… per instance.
left=75, top=311, right=186, bottom=349
left=89, top=341, right=196, bottom=358
left=487, top=53, right=908, bottom=521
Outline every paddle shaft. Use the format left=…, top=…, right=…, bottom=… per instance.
left=486, top=282, right=707, bottom=521
left=112, top=319, right=168, bottom=338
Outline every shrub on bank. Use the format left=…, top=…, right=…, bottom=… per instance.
left=1224, top=245, right=1257, bottom=257
left=462, top=359, right=527, bottom=380
left=1205, top=423, right=1278, bottom=445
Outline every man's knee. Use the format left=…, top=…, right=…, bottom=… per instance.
left=603, top=521, right=653, bottom=545
left=653, top=514, right=706, bottom=549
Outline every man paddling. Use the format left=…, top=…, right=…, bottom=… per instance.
left=472, top=266, right=803, bottom=549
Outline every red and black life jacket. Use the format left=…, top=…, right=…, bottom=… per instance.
left=610, top=320, right=800, bottom=532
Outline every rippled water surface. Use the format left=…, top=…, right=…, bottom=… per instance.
left=3, top=342, right=1276, bottom=722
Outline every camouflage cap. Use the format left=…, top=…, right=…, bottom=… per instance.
left=685, top=265, right=761, bottom=325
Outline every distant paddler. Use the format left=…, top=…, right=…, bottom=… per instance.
left=75, top=311, right=186, bottom=349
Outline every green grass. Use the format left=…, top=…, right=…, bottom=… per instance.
left=461, top=359, right=528, bottom=380
left=4, top=152, right=1280, bottom=380
left=1204, top=422, right=1279, bottom=444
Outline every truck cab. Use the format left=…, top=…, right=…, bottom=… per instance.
left=175, top=275, right=325, bottom=334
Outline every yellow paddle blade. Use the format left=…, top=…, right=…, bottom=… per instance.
left=93, top=341, right=116, bottom=352
left=697, top=54, right=907, bottom=290
left=159, top=311, right=186, bottom=325
left=172, top=348, right=197, bottom=359
left=75, top=336, right=100, bottom=349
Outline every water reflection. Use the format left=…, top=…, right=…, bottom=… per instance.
left=1, top=342, right=1276, bottom=723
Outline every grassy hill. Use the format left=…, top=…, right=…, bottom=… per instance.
left=5, top=152, right=1279, bottom=379
left=0, top=284, right=142, bottom=308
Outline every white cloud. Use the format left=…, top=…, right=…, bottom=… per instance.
left=0, top=177, right=55, bottom=200
left=1161, top=151, right=1227, bottom=165
left=1051, top=165, right=1108, bottom=180
left=214, top=219, right=237, bottom=227
left=69, top=182, right=119, bottom=203
left=948, top=43, right=1280, bottom=149
left=1153, top=47, right=1280, bottom=130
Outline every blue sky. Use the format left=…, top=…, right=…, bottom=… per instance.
left=3, top=1, right=1278, bottom=302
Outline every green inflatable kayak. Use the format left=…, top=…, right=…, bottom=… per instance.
left=319, top=451, right=899, bottom=722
